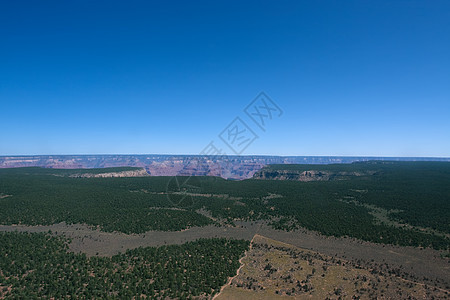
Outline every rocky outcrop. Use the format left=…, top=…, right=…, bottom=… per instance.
left=69, top=169, right=149, bottom=178
left=1, top=155, right=448, bottom=180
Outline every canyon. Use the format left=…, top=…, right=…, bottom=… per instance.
left=1, top=155, right=449, bottom=179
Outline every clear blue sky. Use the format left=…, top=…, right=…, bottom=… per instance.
left=1, top=1, right=449, bottom=157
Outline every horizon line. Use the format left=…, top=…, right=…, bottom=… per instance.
left=1, top=154, right=449, bottom=159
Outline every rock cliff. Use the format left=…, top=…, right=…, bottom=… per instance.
left=1, top=155, right=447, bottom=180
left=69, top=169, right=149, bottom=178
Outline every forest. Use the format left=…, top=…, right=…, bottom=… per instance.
left=0, top=161, right=449, bottom=250
left=0, top=231, right=249, bottom=299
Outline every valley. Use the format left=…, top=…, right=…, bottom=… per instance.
left=1, top=161, right=449, bottom=299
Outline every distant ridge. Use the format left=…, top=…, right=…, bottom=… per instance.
left=0, top=155, right=449, bottom=179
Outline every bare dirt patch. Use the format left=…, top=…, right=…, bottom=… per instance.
left=216, top=235, right=449, bottom=299
left=1, top=221, right=448, bottom=290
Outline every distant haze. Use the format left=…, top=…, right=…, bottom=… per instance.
left=1, top=155, right=449, bottom=180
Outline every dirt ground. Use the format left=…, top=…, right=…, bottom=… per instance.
left=1, top=221, right=448, bottom=291
left=216, top=235, right=450, bottom=299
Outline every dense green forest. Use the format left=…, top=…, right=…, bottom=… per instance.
left=0, top=162, right=449, bottom=249
left=0, top=168, right=213, bottom=233
left=257, top=161, right=450, bottom=234
left=0, top=231, right=249, bottom=299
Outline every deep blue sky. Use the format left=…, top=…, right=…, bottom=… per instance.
left=1, top=1, right=449, bottom=156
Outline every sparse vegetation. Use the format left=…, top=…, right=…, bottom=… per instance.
left=217, top=235, right=449, bottom=299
